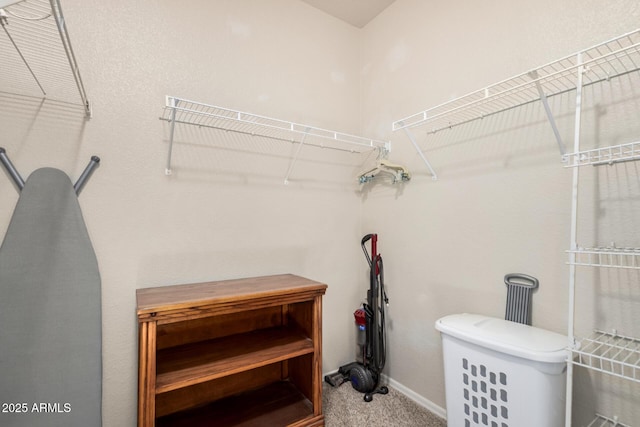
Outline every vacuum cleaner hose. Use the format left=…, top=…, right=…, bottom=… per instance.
left=374, top=255, right=387, bottom=373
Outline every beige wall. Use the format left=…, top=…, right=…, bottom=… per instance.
left=2, top=0, right=640, bottom=425
left=361, top=0, right=640, bottom=424
left=1, top=1, right=369, bottom=425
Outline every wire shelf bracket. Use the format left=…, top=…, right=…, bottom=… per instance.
left=160, top=96, right=391, bottom=179
left=391, top=28, right=640, bottom=178
left=400, top=127, right=437, bottom=180
left=529, top=70, right=567, bottom=156
left=283, top=127, right=310, bottom=185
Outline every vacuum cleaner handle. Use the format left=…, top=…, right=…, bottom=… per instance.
left=361, top=234, right=377, bottom=269
left=361, top=234, right=374, bottom=246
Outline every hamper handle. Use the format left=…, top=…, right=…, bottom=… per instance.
left=504, top=273, right=539, bottom=289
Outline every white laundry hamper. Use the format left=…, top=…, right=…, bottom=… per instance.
left=435, top=313, right=567, bottom=427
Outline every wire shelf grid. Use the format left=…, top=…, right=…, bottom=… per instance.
left=567, top=247, right=640, bottom=269
left=0, top=0, right=90, bottom=116
left=161, top=96, right=389, bottom=154
left=562, top=141, right=640, bottom=167
left=392, top=28, right=640, bottom=134
left=587, top=414, right=631, bottom=427
left=572, top=330, right=640, bottom=383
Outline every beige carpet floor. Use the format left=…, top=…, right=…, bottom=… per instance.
left=323, top=382, right=447, bottom=427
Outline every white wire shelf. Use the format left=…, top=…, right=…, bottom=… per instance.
left=392, top=28, right=640, bottom=134
left=562, top=141, right=640, bottom=167
left=587, top=414, right=631, bottom=427
left=0, top=0, right=90, bottom=117
left=572, top=330, right=640, bottom=383
left=160, top=96, right=390, bottom=177
left=567, top=247, right=640, bottom=269
left=161, top=96, right=389, bottom=153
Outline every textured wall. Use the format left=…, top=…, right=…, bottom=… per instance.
left=2, top=0, right=640, bottom=425
left=360, top=0, right=640, bottom=424
left=0, top=1, right=368, bottom=425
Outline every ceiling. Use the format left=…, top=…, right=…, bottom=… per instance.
left=300, top=0, right=397, bottom=28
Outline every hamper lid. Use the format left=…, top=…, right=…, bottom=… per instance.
left=435, top=313, right=567, bottom=364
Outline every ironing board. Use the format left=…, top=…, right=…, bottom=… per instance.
left=0, top=167, right=102, bottom=426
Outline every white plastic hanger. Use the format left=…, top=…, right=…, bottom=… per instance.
left=358, top=158, right=411, bottom=184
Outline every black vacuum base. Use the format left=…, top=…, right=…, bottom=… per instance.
left=325, top=362, right=389, bottom=402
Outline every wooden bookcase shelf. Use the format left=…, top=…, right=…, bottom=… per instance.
left=155, top=327, right=314, bottom=393
left=136, top=274, right=327, bottom=427
left=156, top=381, right=315, bottom=427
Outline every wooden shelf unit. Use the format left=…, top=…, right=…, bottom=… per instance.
left=136, top=274, right=327, bottom=427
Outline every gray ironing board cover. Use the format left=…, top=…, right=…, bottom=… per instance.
left=0, top=167, right=102, bottom=426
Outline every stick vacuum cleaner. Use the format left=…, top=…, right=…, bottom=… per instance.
left=325, top=234, right=389, bottom=402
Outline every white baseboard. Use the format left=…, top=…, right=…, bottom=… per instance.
left=381, top=374, right=447, bottom=420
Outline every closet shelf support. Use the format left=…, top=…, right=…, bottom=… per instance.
left=165, top=97, right=178, bottom=175
left=529, top=70, right=566, bottom=156
left=49, top=0, right=92, bottom=118
left=565, top=51, right=584, bottom=427
left=283, top=128, right=310, bottom=185
left=402, top=127, right=438, bottom=180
